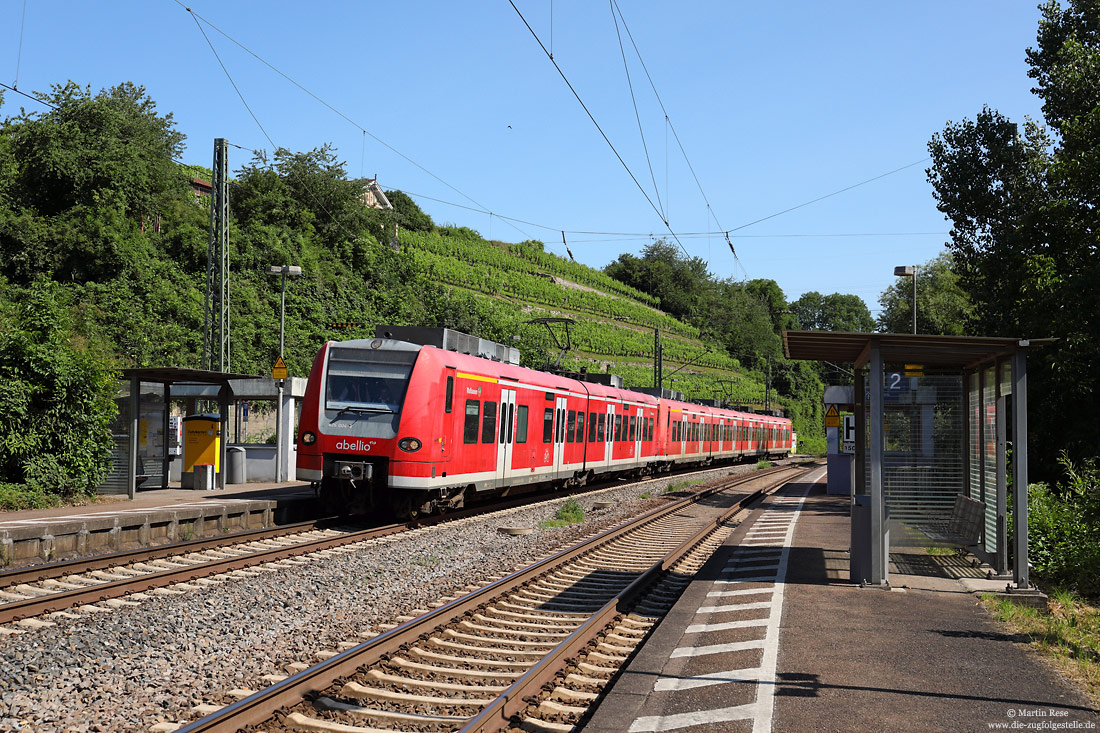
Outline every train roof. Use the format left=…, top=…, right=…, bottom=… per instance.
left=330, top=337, right=788, bottom=423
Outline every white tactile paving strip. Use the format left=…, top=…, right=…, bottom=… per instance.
left=628, top=467, right=823, bottom=733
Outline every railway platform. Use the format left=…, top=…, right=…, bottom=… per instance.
left=587, top=468, right=1099, bottom=732
left=0, top=481, right=316, bottom=569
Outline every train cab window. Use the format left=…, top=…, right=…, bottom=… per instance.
left=481, top=401, right=497, bottom=444
left=445, top=376, right=454, bottom=413
left=463, top=401, right=480, bottom=444
left=629, top=416, right=636, bottom=441
left=597, top=414, right=606, bottom=442
left=566, top=410, right=577, bottom=443
left=588, top=412, right=597, bottom=442
left=614, top=415, right=623, bottom=442
left=543, top=408, right=554, bottom=443
left=577, top=412, right=585, bottom=444
left=516, top=405, right=529, bottom=444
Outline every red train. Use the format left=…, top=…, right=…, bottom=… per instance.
left=296, top=328, right=794, bottom=517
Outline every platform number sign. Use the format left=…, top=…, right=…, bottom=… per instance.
left=841, top=415, right=855, bottom=454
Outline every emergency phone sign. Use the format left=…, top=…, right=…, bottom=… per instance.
left=840, top=415, right=856, bottom=454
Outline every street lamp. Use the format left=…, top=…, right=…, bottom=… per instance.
left=265, top=264, right=302, bottom=484
left=893, top=265, right=917, bottom=334
left=266, top=265, right=303, bottom=357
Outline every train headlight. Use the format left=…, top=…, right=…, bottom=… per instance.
left=398, top=437, right=422, bottom=452
left=301, top=431, right=316, bottom=445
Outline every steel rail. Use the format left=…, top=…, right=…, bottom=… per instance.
left=462, top=464, right=812, bottom=732
left=177, top=463, right=802, bottom=733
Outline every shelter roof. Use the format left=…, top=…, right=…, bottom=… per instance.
left=781, top=331, right=1055, bottom=370
left=121, top=367, right=257, bottom=384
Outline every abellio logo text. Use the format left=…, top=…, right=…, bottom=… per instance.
left=335, top=439, right=373, bottom=452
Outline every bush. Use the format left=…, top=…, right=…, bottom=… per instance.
left=0, top=279, right=119, bottom=509
left=1028, top=453, right=1100, bottom=599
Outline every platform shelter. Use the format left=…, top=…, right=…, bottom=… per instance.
left=99, top=368, right=253, bottom=498
left=782, top=331, right=1053, bottom=589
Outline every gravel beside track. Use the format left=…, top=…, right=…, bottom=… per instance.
left=0, top=462, right=770, bottom=732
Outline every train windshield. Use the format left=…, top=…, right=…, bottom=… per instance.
left=325, top=349, right=415, bottom=414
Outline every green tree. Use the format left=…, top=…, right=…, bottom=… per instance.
left=386, top=189, right=434, bottom=232
left=877, top=252, right=972, bottom=334
left=604, top=240, right=710, bottom=321
left=0, top=280, right=119, bottom=508
left=926, top=0, right=1100, bottom=476
left=790, top=291, right=874, bottom=332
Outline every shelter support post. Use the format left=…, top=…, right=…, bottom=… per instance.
left=276, top=381, right=286, bottom=483
left=854, top=367, right=865, bottom=498
left=128, top=377, right=139, bottom=500
left=1013, top=349, right=1029, bottom=589
left=161, top=382, right=170, bottom=489
left=218, top=383, right=230, bottom=491
left=870, top=342, right=888, bottom=585
left=996, top=362, right=1008, bottom=575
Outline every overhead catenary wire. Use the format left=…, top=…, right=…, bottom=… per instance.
left=171, top=0, right=533, bottom=241
left=610, top=0, right=664, bottom=220
left=507, top=0, right=693, bottom=261
left=12, top=0, right=28, bottom=90
left=727, top=157, right=931, bottom=233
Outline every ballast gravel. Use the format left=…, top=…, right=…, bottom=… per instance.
left=0, top=462, right=769, bottom=731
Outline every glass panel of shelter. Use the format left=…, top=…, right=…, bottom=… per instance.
left=856, top=360, right=1012, bottom=572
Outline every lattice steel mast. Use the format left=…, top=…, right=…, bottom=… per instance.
left=202, top=138, right=230, bottom=372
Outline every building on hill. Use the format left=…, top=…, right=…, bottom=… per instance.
left=359, top=177, right=393, bottom=211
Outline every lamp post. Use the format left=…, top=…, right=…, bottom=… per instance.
left=266, top=265, right=303, bottom=358
left=265, top=264, right=302, bottom=482
left=893, top=265, right=917, bottom=334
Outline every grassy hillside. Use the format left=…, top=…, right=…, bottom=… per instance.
left=399, top=228, right=770, bottom=407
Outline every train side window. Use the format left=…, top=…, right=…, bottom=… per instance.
left=577, top=412, right=585, bottom=444
left=516, top=405, right=528, bottom=444
left=614, top=415, right=623, bottom=442
left=588, top=412, right=597, bottom=442
left=597, top=413, right=606, bottom=442
left=629, top=416, right=636, bottom=441
left=445, top=376, right=454, bottom=413
left=463, top=400, right=480, bottom=444
left=543, top=408, right=554, bottom=443
left=481, top=401, right=497, bottom=444
left=566, top=410, right=577, bottom=443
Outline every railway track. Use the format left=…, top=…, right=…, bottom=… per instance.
left=0, top=462, right=784, bottom=630
left=175, top=462, right=813, bottom=733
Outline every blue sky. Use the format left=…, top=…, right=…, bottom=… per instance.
left=1, top=1, right=1046, bottom=317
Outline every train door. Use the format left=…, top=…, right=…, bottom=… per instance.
left=603, top=404, right=615, bottom=469
left=496, top=388, right=516, bottom=482
left=718, top=417, right=725, bottom=455
left=633, top=407, right=642, bottom=463
left=554, top=396, right=567, bottom=477
left=441, top=368, right=456, bottom=463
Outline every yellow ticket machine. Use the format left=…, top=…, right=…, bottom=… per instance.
left=182, top=414, right=220, bottom=488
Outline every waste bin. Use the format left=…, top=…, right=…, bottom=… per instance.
left=227, top=446, right=247, bottom=484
